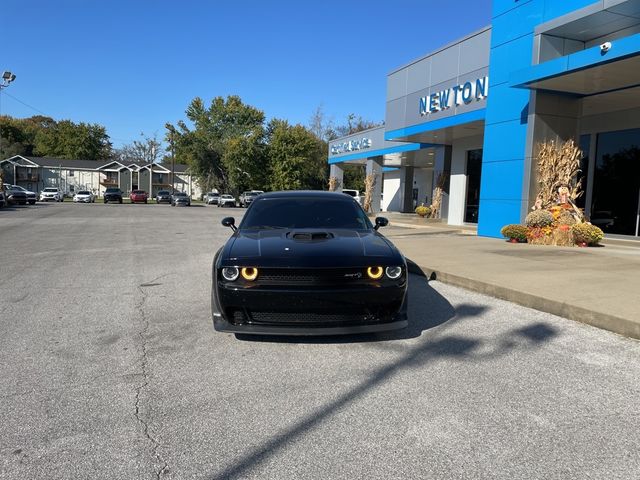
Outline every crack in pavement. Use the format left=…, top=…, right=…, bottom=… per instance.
left=134, top=284, right=169, bottom=480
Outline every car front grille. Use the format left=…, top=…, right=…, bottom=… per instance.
left=229, top=309, right=391, bottom=327
left=256, top=268, right=370, bottom=286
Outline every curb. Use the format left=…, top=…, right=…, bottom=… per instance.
left=412, top=263, right=640, bottom=341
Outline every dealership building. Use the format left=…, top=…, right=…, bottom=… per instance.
left=328, top=0, right=640, bottom=238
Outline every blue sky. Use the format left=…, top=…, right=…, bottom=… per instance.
left=2, top=0, right=491, bottom=148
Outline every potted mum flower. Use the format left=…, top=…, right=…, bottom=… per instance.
left=500, top=224, right=528, bottom=243
left=572, top=223, right=604, bottom=246
left=415, top=204, right=431, bottom=218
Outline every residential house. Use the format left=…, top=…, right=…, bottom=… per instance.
left=0, top=155, right=202, bottom=199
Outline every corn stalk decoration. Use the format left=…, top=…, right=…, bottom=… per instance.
left=536, top=139, right=584, bottom=209
left=430, top=172, right=447, bottom=219
left=363, top=173, right=376, bottom=213
left=328, top=176, right=341, bottom=192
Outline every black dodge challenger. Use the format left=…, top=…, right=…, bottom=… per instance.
left=212, top=191, right=408, bottom=335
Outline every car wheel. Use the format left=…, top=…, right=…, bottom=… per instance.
left=119, top=199, right=123, bottom=204
left=104, top=200, right=108, bottom=204
left=29, top=200, right=36, bottom=205
left=144, top=200, right=147, bottom=204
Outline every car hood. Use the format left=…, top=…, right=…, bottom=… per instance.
left=225, top=229, right=400, bottom=267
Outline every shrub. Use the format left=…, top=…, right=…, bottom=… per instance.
left=572, top=223, right=604, bottom=245
left=500, top=224, right=528, bottom=241
left=415, top=204, right=431, bottom=217
left=525, top=209, right=554, bottom=227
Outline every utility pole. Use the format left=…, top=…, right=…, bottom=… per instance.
left=169, top=133, right=175, bottom=193
left=0, top=71, right=17, bottom=185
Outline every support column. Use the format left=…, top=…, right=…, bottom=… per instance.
left=432, top=146, right=452, bottom=220
left=400, top=166, right=415, bottom=213
left=329, top=163, right=344, bottom=191
left=365, top=157, right=383, bottom=214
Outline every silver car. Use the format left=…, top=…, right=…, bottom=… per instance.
left=217, top=194, right=236, bottom=207
left=205, top=192, right=220, bottom=205
left=73, top=190, right=95, bottom=203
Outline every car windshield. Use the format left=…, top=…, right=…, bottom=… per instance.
left=12, top=186, right=26, bottom=191
left=132, top=190, right=145, bottom=194
left=207, top=192, right=218, bottom=196
left=43, top=188, right=58, bottom=192
left=175, top=192, right=187, bottom=196
left=240, top=197, right=372, bottom=230
left=342, top=190, right=357, bottom=197
left=221, top=195, right=233, bottom=199
left=105, top=188, right=120, bottom=193
left=77, top=191, right=90, bottom=195
left=158, top=191, right=169, bottom=195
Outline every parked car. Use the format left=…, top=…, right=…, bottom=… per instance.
left=218, top=194, right=237, bottom=207
left=171, top=191, right=191, bottom=206
left=156, top=190, right=171, bottom=204
left=39, top=187, right=64, bottom=202
left=239, top=191, right=261, bottom=208
left=4, top=185, right=28, bottom=205
left=0, top=189, right=6, bottom=209
left=212, top=191, right=407, bottom=335
left=130, top=190, right=148, bottom=204
left=205, top=192, right=220, bottom=205
left=104, top=187, right=123, bottom=204
left=342, top=189, right=362, bottom=205
left=7, top=185, right=37, bottom=205
left=73, top=190, right=95, bottom=203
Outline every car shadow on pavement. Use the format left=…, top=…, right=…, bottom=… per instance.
left=212, top=296, right=560, bottom=480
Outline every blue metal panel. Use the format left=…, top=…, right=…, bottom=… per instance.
left=485, top=83, right=532, bottom=125
left=509, top=32, right=640, bottom=88
left=479, top=159, right=526, bottom=199
left=542, top=0, right=596, bottom=22
left=482, top=120, right=529, bottom=162
left=327, top=143, right=431, bottom=165
left=478, top=199, right=523, bottom=237
left=384, top=109, right=486, bottom=141
left=492, top=0, right=533, bottom=18
left=491, top=1, right=543, bottom=47
left=489, top=34, right=535, bottom=86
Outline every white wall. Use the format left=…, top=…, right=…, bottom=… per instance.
left=382, top=170, right=401, bottom=211
left=448, top=135, right=483, bottom=225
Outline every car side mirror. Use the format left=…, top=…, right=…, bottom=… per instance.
left=222, top=217, right=237, bottom=232
left=374, top=217, right=389, bottom=230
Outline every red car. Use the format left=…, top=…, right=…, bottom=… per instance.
left=130, top=190, right=148, bottom=204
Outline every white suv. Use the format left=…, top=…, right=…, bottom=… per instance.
left=40, top=187, right=64, bottom=202
left=342, top=189, right=362, bottom=205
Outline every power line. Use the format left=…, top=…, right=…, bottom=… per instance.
left=0, top=90, right=166, bottom=146
left=1, top=90, right=49, bottom=116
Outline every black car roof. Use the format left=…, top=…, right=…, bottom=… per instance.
left=257, top=190, right=352, bottom=199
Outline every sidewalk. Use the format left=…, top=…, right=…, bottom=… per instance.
left=380, top=215, right=640, bottom=340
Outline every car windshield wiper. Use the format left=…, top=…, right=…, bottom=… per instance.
left=242, top=225, right=288, bottom=230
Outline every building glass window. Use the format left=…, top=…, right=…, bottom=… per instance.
left=591, top=128, right=640, bottom=236
left=576, top=134, right=590, bottom=210
left=464, top=149, right=483, bottom=223
left=69, top=170, right=74, bottom=177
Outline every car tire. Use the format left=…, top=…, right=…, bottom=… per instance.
left=144, top=200, right=147, bottom=204
left=29, top=200, right=36, bottom=205
left=119, top=199, right=123, bottom=204
left=104, top=200, right=108, bottom=204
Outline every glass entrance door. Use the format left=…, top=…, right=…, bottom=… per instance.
left=464, top=149, right=483, bottom=223
left=591, top=128, right=640, bottom=236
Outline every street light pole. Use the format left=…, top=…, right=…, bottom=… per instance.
left=0, top=71, right=17, bottom=177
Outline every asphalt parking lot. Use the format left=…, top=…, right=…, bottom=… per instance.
left=1, top=203, right=639, bottom=480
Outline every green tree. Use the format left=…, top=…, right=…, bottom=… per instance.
left=166, top=95, right=266, bottom=193
left=267, top=119, right=326, bottom=191
left=33, top=120, right=111, bottom=160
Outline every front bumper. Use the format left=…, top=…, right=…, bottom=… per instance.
left=74, top=197, right=92, bottom=203
left=213, top=283, right=408, bottom=335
